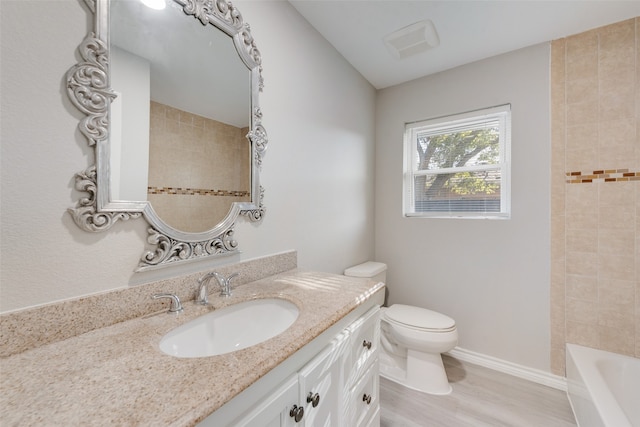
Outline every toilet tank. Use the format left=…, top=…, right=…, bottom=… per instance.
left=344, top=262, right=387, bottom=283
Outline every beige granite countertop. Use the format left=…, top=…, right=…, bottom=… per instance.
left=0, top=269, right=384, bottom=426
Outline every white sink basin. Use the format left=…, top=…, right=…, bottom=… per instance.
left=159, top=298, right=299, bottom=358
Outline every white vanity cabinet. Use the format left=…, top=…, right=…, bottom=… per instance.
left=233, top=374, right=300, bottom=427
left=297, top=330, right=349, bottom=426
left=205, top=305, right=380, bottom=427
left=344, top=305, right=381, bottom=427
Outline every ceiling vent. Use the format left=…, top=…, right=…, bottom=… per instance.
left=383, top=20, right=440, bottom=60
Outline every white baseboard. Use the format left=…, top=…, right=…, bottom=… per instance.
left=447, top=347, right=567, bottom=391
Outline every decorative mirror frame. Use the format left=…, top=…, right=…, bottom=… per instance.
left=67, top=0, right=267, bottom=271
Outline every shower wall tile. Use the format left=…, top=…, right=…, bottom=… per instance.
left=550, top=17, right=640, bottom=374
left=565, top=275, right=597, bottom=301
left=598, top=324, right=635, bottom=355
left=147, top=101, right=250, bottom=233
left=566, top=320, right=599, bottom=348
left=550, top=38, right=567, bottom=375
left=566, top=297, right=598, bottom=324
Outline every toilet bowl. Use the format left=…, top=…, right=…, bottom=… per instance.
left=380, top=304, right=458, bottom=395
left=344, top=262, right=458, bottom=395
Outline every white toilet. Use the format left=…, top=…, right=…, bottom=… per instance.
left=344, top=261, right=458, bottom=395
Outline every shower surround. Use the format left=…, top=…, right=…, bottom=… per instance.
left=550, top=17, right=640, bottom=375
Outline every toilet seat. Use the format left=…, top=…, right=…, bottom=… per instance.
left=384, top=304, right=456, bottom=333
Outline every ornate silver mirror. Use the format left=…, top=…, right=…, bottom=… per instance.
left=67, top=0, right=267, bottom=271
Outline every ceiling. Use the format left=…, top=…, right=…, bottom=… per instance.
left=289, top=1, right=640, bottom=89
left=111, top=0, right=251, bottom=127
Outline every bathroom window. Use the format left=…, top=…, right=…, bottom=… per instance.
left=403, top=104, right=511, bottom=219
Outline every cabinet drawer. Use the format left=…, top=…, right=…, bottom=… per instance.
left=347, top=306, right=380, bottom=384
left=347, top=361, right=379, bottom=427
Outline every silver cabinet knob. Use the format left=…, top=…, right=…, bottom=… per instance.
left=362, top=339, right=372, bottom=350
left=362, top=393, right=372, bottom=405
left=289, top=404, right=304, bottom=422
left=307, top=392, right=320, bottom=408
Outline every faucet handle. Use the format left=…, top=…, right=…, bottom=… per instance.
left=219, top=272, right=239, bottom=297
left=152, top=293, right=184, bottom=313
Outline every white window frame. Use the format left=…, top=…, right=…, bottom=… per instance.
left=403, top=104, right=511, bottom=219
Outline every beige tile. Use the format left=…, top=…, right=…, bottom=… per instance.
left=192, top=114, right=205, bottom=128
left=566, top=123, right=597, bottom=154
left=550, top=346, right=566, bottom=376
left=550, top=39, right=566, bottom=82
left=550, top=125, right=565, bottom=167
left=551, top=81, right=566, bottom=116
left=165, top=118, right=180, bottom=135
left=149, top=113, right=165, bottom=133
left=550, top=257, right=566, bottom=290
left=551, top=183, right=565, bottom=216
left=598, top=204, right=634, bottom=232
left=598, top=324, right=635, bottom=356
left=551, top=232, right=565, bottom=261
left=566, top=227, right=597, bottom=253
left=599, top=81, right=636, bottom=122
left=599, top=181, right=635, bottom=207
left=598, top=227, right=635, bottom=255
left=566, top=250, right=598, bottom=277
left=165, top=105, right=180, bottom=121
left=598, top=252, right=635, bottom=281
left=567, top=320, right=599, bottom=347
left=566, top=32, right=598, bottom=81
left=567, top=59, right=599, bottom=84
left=566, top=148, right=599, bottom=173
left=598, top=19, right=636, bottom=73
left=598, top=118, right=636, bottom=168
left=566, top=211, right=598, bottom=232
left=598, top=19, right=635, bottom=48
left=566, top=77, right=598, bottom=104
left=566, top=274, right=598, bottom=301
left=149, top=101, right=166, bottom=118
left=178, top=110, right=194, bottom=126
left=550, top=322, right=565, bottom=358
left=567, top=297, right=598, bottom=323
left=636, top=121, right=640, bottom=171
left=566, top=30, right=598, bottom=56
left=566, top=101, right=598, bottom=128
left=597, top=284, right=635, bottom=329
left=566, top=181, right=598, bottom=211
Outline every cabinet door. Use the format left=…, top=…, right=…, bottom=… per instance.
left=298, top=331, right=349, bottom=427
left=347, top=361, right=379, bottom=427
left=232, top=374, right=299, bottom=427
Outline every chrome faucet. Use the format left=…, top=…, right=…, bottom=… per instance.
left=152, top=293, right=183, bottom=313
left=195, top=272, right=217, bottom=305
left=196, top=272, right=239, bottom=302
left=213, top=272, right=239, bottom=297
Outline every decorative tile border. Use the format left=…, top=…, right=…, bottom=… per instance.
left=565, top=169, right=640, bottom=184
left=148, top=186, right=250, bottom=197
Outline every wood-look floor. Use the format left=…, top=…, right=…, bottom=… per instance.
left=380, top=355, right=577, bottom=427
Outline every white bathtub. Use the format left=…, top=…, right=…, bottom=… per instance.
left=566, top=343, right=640, bottom=427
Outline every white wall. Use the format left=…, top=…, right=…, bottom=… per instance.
left=375, top=44, right=552, bottom=371
left=0, top=0, right=376, bottom=312
left=111, top=46, right=150, bottom=201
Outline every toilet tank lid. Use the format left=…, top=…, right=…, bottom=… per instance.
left=344, top=261, right=387, bottom=278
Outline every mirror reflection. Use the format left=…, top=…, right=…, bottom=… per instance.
left=110, top=0, right=252, bottom=232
